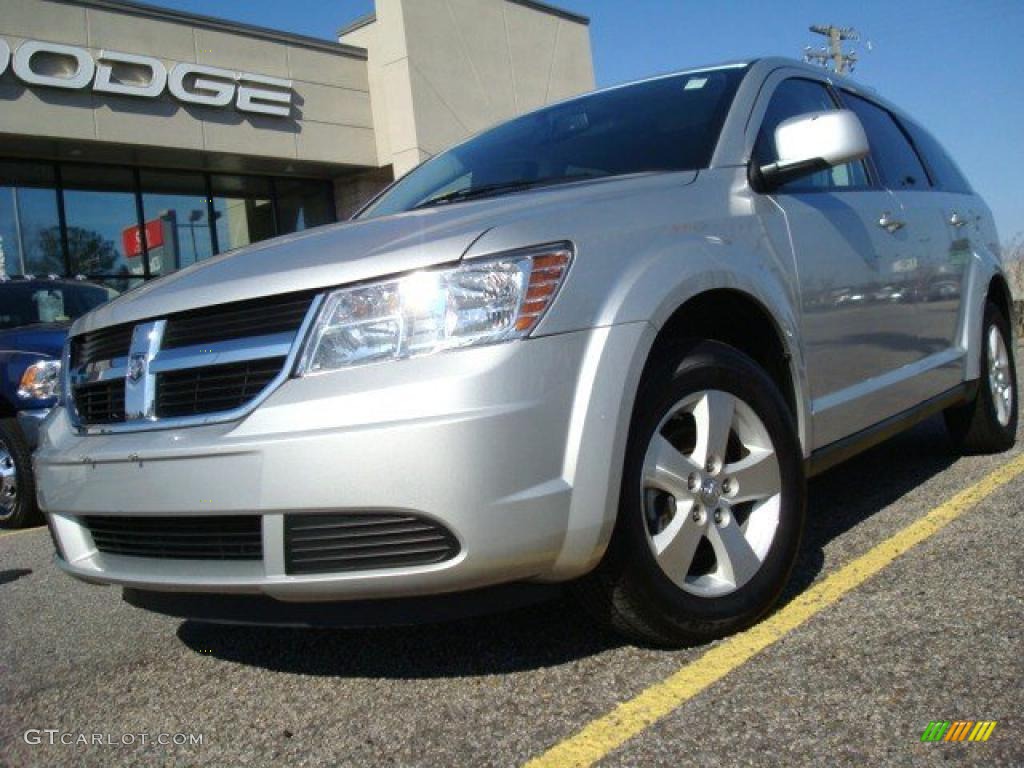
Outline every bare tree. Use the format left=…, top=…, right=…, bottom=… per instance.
left=1004, top=232, right=1024, bottom=301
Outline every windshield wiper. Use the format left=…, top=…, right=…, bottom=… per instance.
left=412, top=173, right=605, bottom=210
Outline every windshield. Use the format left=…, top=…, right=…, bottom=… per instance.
left=0, top=282, right=117, bottom=330
left=361, top=66, right=747, bottom=218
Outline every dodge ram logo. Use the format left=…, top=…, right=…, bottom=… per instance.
left=127, top=353, right=147, bottom=383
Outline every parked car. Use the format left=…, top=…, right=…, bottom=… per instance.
left=35, top=58, right=1016, bottom=646
left=0, top=277, right=116, bottom=528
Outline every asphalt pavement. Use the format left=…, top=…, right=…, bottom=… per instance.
left=1, top=361, right=1022, bottom=767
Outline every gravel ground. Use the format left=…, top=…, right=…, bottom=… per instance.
left=1, top=364, right=1022, bottom=768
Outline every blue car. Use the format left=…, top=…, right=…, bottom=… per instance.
left=1, top=277, right=116, bottom=528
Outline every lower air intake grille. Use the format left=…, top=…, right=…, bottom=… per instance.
left=84, top=516, right=262, bottom=560
left=155, top=357, right=285, bottom=418
left=73, top=380, right=126, bottom=424
left=284, top=513, right=460, bottom=575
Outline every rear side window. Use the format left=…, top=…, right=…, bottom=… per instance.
left=901, top=120, right=973, bottom=194
left=754, top=78, right=869, bottom=191
left=841, top=91, right=929, bottom=190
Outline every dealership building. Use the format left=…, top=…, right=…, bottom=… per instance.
left=0, top=0, right=593, bottom=289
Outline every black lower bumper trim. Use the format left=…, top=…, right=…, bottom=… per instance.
left=123, top=582, right=561, bottom=628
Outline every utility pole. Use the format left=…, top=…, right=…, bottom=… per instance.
left=804, top=24, right=859, bottom=75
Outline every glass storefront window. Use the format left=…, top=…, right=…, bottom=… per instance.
left=0, top=162, right=62, bottom=278
left=0, top=160, right=337, bottom=284
left=276, top=178, right=334, bottom=233
left=211, top=175, right=274, bottom=252
left=61, top=165, right=142, bottom=281
left=139, top=170, right=214, bottom=275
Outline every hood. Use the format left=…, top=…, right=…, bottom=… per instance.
left=0, top=324, right=68, bottom=358
left=75, top=171, right=696, bottom=335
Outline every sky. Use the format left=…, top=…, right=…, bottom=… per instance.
left=155, top=0, right=1024, bottom=245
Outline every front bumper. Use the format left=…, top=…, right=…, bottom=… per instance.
left=37, top=323, right=651, bottom=603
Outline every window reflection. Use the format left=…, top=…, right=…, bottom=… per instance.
left=277, top=178, right=334, bottom=232
left=0, top=161, right=337, bottom=283
left=61, top=165, right=141, bottom=281
left=0, top=280, right=117, bottom=329
left=93, top=275, right=145, bottom=295
left=212, top=175, right=274, bottom=252
left=140, top=170, right=214, bottom=275
left=0, top=162, right=62, bottom=278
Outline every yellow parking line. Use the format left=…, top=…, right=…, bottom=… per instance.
left=0, top=525, right=46, bottom=539
left=525, top=452, right=1024, bottom=768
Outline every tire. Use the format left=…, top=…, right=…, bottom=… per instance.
left=575, top=340, right=805, bottom=647
left=944, top=300, right=1018, bottom=455
left=0, top=418, right=42, bottom=529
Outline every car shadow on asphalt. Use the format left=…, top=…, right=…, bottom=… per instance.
left=0, top=568, right=32, bottom=585
left=785, top=414, right=958, bottom=602
left=176, top=591, right=618, bottom=677
left=176, top=415, right=959, bottom=674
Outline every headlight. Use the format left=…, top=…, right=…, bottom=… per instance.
left=18, top=359, right=62, bottom=400
left=297, top=243, right=572, bottom=375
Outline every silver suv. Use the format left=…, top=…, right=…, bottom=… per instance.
left=37, top=58, right=1016, bottom=646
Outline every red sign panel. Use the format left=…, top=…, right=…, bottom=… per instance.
left=122, top=218, right=165, bottom=258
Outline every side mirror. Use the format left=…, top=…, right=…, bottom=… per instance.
left=757, top=110, right=869, bottom=190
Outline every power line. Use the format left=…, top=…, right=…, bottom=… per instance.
left=804, top=24, right=860, bottom=75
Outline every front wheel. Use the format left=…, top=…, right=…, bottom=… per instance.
left=576, top=341, right=805, bottom=647
left=0, top=418, right=41, bottom=529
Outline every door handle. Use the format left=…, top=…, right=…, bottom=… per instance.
left=949, top=211, right=968, bottom=228
left=878, top=212, right=905, bottom=233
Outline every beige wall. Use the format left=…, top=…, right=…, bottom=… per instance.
left=0, top=0, right=596, bottom=218
left=0, top=0, right=377, bottom=168
left=343, top=0, right=594, bottom=177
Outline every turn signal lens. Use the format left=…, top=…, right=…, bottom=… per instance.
left=515, top=250, right=572, bottom=333
left=18, top=359, right=62, bottom=400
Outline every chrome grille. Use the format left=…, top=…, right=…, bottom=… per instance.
left=69, top=291, right=320, bottom=430
left=156, top=357, right=286, bottom=418
left=72, top=325, right=133, bottom=367
left=284, top=513, right=461, bottom=575
left=73, top=380, right=126, bottom=424
left=84, top=515, right=262, bottom=560
left=161, top=291, right=319, bottom=349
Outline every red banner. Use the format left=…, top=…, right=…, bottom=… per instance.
left=122, top=218, right=165, bottom=258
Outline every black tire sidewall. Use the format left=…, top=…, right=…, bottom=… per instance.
left=614, top=342, right=805, bottom=636
left=0, top=418, right=38, bottom=529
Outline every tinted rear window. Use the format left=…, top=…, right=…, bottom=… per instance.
left=842, top=91, right=929, bottom=190
left=901, top=120, right=973, bottom=194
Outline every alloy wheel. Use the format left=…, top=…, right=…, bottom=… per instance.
left=641, top=389, right=782, bottom=597
left=0, top=438, right=18, bottom=522
left=987, top=324, right=1013, bottom=427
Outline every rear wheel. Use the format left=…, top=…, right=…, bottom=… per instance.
left=576, top=341, right=805, bottom=646
left=945, top=300, right=1018, bottom=454
left=0, top=418, right=41, bottom=529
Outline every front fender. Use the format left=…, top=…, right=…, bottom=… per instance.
left=604, top=229, right=808, bottom=450
left=464, top=176, right=810, bottom=457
